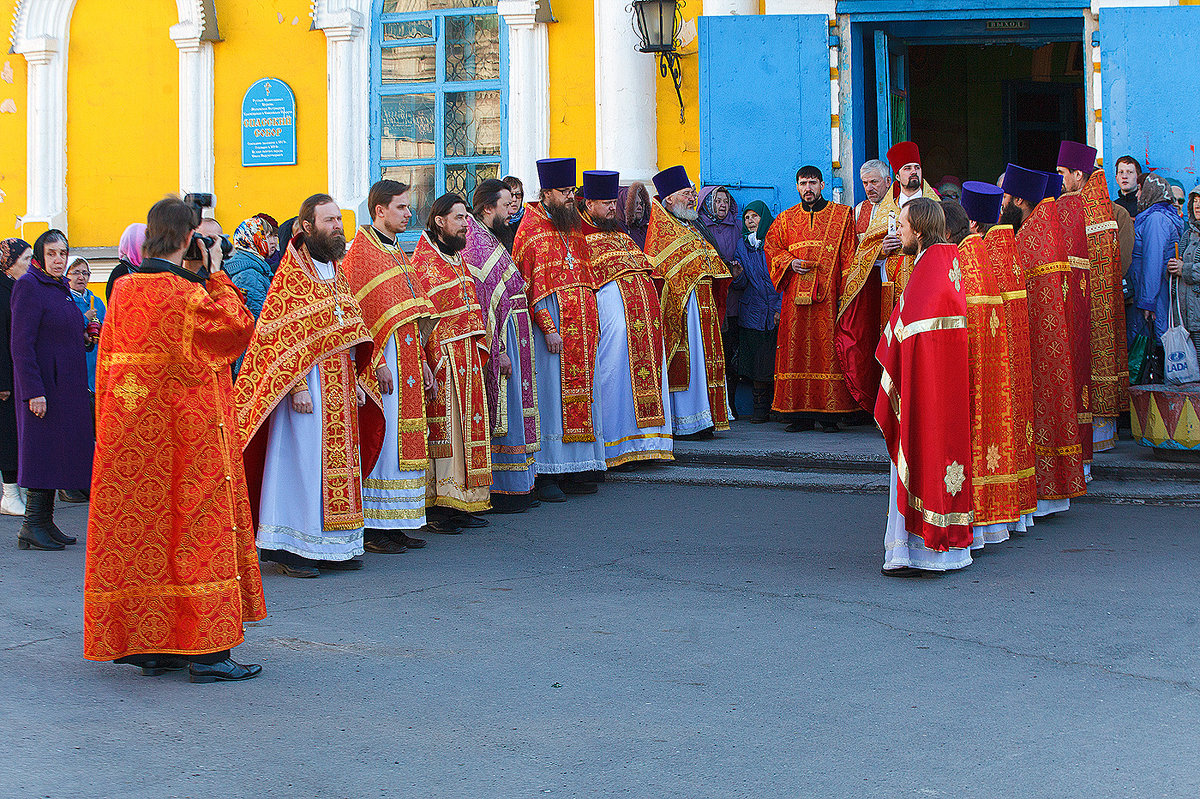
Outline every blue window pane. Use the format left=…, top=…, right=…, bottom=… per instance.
left=383, top=20, right=433, bottom=41
left=444, top=90, right=502, bottom=158
left=380, top=94, right=436, bottom=161
left=444, top=14, right=500, bottom=82
left=382, top=164, right=436, bottom=232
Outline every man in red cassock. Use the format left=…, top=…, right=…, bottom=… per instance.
left=876, top=198, right=974, bottom=577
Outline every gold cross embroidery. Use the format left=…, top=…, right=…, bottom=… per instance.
left=113, top=373, right=149, bottom=411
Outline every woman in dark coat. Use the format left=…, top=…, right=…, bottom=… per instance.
left=11, top=230, right=94, bottom=550
left=0, top=238, right=32, bottom=516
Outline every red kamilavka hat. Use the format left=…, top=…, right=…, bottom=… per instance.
left=886, top=141, right=921, bottom=173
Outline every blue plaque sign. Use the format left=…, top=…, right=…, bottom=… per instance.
left=241, top=78, right=296, bottom=167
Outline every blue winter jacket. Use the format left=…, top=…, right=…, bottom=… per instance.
left=1130, top=201, right=1186, bottom=340
left=731, top=234, right=782, bottom=331
left=224, top=249, right=274, bottom=320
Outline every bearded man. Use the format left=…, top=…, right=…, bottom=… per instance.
left=837, top=142, right=941, bottom=411
left=463, top=179, right=541, bottom=513
left=237, top=194, right=384, bottom=578
left=644, top=165, right=731, bottom=440
left=579, top=169, right=673, bottom=467
left=512, top=158, right=606, bottom=501
left=410, top=194, right=493, bottom=528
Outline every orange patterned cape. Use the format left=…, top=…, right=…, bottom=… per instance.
left=582, top=216, right=666, bottom=429
left=874, top=243, right=974, bottom=550
left=1055, top=193, right=1095, bottom=464
left=85, top=269, right=266, bottom=661
left=1016, top=201, right=1086, bottom=501
left=512, top=202, right=601, bottom=443
left=342, top=225, right=438, bottom=471
left=959, top=233, right=1020, bottom=526
left=1081, top=170, right=1129, bottom=420
left=644, top=200, right=730, bottom=429
left=985, top=225, right=1038, bottom=516
left=236, top=240, right=384, bottom=532
left=411, top=233, right=492, bottom=489
left=765, top=201, right=858, bottom=414
left=837, top=180, right=940, bottom=410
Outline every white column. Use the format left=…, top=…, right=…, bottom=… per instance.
left=499, top=1, right=550, bottom=186
left=315, top=5, right=370, bottom=215
left=15, top=36, right=67, bottom=232
left=1085, top=11, right=1103, bottom=164
left=170, top=22, right=215, bottom=196
left=704, top=0, right=758, bottom=14
left=594, top=1, right=657, bottom=181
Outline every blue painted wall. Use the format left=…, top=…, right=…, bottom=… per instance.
left=1101, top=6, right=1200, bottom=190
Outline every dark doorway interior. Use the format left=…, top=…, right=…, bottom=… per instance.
left=906, top=41, right=1085, bottom=190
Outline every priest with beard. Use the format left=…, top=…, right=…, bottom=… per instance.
left=643, top=165, right=732, bottom=440
left=578, top=169, right=673, bottom=467
left=410, top=194, right=493, bottom=528
left=237, top=194, right=385, bottom=578
left=463, top=179, right=541, bottom=513
left=513, top=158, right=606, bottom=502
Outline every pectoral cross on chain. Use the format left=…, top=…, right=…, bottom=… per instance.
left=334, top=305, right=345, bottom=324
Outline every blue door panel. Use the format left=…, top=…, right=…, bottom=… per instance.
left=699, top=14, right=831, bottom=214
left=1100, top=6, right=1200, bottom=186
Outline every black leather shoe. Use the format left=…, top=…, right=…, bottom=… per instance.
left=115, top=656, right=189, bottom=676
left=275, top=562, right=320, bottom=578
left=397, top=533, right=426, bottom=549
left=488, top=493, right=530, bottom=514
left=188, top=658, right=262, bottom=683
left=527, top=498, right=542, bottom=508
left=423, top=518, right=463, bottom=534
left=18, top=527, right=63, bottom=550
left=46, top=524, right=76, bottom=546
left=881, top=566, right=926, bottom=578
left=536, top=480, right=566, bottom=503
left=318, top=557, right=364, bottom=570
left=364, top=537, right=407, bottom=554
left=559, top=479, right=598, bottom=495
left=17, top=489, right=65, bottom=550
left=58, top=489, right=89, bottom=503
left=452, top=512, right=489, bottom=529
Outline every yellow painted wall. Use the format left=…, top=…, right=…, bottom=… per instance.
left=656, top=0, right=702, bottom=183
left=0, top=0, right=28, bottom=237
left=66, top=0, right=179, bottom=247
left=546, top=0, right=596, bottom=172
left=212, top=1, right=329, bottom=230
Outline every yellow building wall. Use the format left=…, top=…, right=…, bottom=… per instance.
left=0, top=0, right=27, bottom=237
left=656, top=0, right=703, bottom=184
left=212, top=1, right=329, bottom=231
left=546, top=0, right=596, bottom=172
left=66, top=0, right=179, bottom=247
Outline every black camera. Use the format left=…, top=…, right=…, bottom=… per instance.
left=182, top=193, right=233, bottom=263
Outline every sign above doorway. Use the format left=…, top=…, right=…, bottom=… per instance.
left=986, top=20, right=1031, bottom=31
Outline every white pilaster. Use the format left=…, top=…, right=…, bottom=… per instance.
left=498, top=0, right=549, bottom=186
left=703, top=0, right=758, bottom=14
left=594, top=1, right=657, bottom=181
left=170, top=21, right=215, bottom=196
left=13, top=34, right=66, bottom=231
left=313, top=1, right=370, bottom=214
left=763, top=0, right=837, bottom=13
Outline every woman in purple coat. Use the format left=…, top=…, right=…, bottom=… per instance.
left=11, top=230, right=94, bottom=550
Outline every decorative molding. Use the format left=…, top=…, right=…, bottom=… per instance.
left=311, top=0, right=370, bottom=214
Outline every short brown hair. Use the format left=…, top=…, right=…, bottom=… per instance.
left=903, top=197, right=947, bottom=249
left=502, top=175, right=524, bottom=194
left=144, top=196, right=198, bottom=258
left=1116, top=155, right=1143, bottom=176
left=368, top=180, right=410, bottom=222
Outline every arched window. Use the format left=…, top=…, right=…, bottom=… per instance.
left=371, top=0, right=506, bottom=241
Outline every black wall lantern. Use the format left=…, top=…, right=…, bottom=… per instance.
left=630, top=0, right=686, bottom=122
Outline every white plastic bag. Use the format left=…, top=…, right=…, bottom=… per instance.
left=1162, top=277, right=1200, bottom=384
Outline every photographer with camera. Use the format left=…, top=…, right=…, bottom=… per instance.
left=84, top=195, right=266, bottom=683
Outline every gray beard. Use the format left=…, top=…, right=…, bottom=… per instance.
left=669, top=205, right=699, bottom=222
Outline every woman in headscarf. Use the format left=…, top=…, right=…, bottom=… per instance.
left=730, top=201, right=781, bottom=423
left=1130, top=172, right=1186, bottom=342
left=618, top=181, right=651, bottom=251
left=698, top=185, right=743, bottom=417
left=105, top=222, right=147, bottom=302
left=11, top=230, right=94, bottom=550
left=226, top=215, right=278, bottom=320
left=1167, top=186, right=1200, bottom=353
left=0, top=239, right=32, bottom=516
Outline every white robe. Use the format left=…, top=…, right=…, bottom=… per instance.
left=670, top=291, right=731, bottom=436
left=883, top=464, right=972, bottom=572
left=595, top=281, right=673, bottom=467
left=362, top=333, right=427, bottom=530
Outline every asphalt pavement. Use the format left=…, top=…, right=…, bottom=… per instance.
left=1, top=484, right=1198, bottom=798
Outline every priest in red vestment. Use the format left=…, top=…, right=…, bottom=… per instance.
left=765, top=165, right=859, bottom=431
left=411, top=193, right=493, bottom=526
left=1057, top=141, right=1128, bottom=453
left=837, top=141, right=942, bottom=411
left=237, top=194, right=385, bottom=578
left=86, top=197, right=265, bottom=682
left=644, top=165, right=732, bottom=439
left=876, top=198, right=974, bottom=576
left=1002, top=165, right=1086, bottom=515
left=512, top=157, right=607, bottom=501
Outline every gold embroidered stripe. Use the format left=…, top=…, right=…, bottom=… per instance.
left=891, top=314, right=967, bottom=343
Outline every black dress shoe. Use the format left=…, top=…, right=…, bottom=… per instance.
left=188, top=658, right=263, bottom=683
left=57, top=489, right=89, bottom=503
left=488, top=493, right=530, bottom=514
left=18, top=527, right=64, bottom=550
left=396, top=532, right=426, bottom=549
left=115, top=656, right=189, bottom=676
left=318, top=557, right=364, bottom=570
left=881, top=566, right=926, bottom=578
left=527, top=498, right=542, bottom=508
left=423, top=518, right=463, bottom=534
left=452, top=512, right=489, bottom=529
left=559, top=478, right=598, bottom=495
left=364, top=537, right=407, bottom=554
left=274, top=562, right=320, bottom=578
left=536, top=480, right=567, bottom=503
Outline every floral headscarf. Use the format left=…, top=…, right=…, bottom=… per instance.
left=233, top=216, right=275, bottom=260
left=0, top=238, right=30, bottom=274
left=118, top=223, right=147, bottom=267
left=1138, top=173, right=1172, bottom=214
